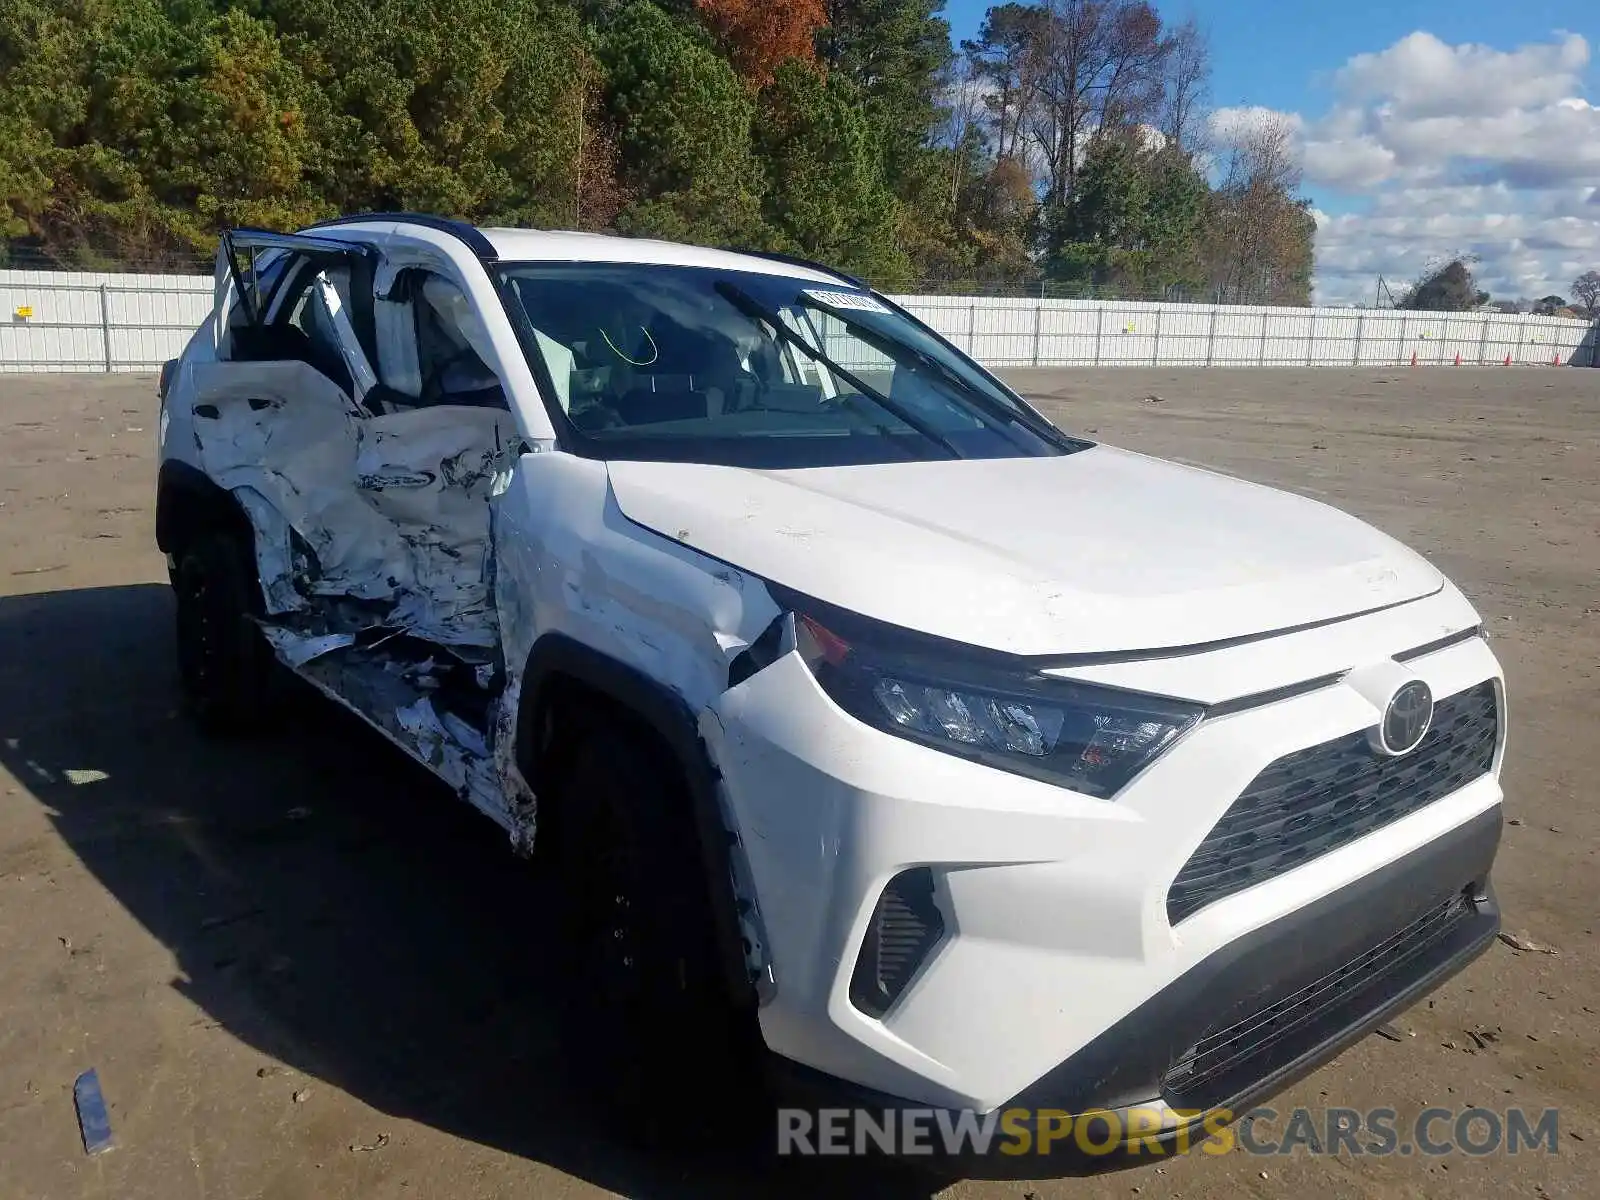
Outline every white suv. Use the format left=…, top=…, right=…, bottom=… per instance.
left=157, top=215, right=1506, bottom=1171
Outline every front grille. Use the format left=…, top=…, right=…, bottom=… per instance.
left=1168, top=681, right=1498, bottom=924
left=1162, top=893, right=1474, bottom=1107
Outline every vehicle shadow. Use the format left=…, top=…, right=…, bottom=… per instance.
left=0, top=584, right=941, bottom=1199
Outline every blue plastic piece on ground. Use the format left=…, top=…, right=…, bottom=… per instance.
left=73, top=1068, right=114, bottom=1155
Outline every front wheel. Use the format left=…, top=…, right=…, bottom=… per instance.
left=554, top=717, right=766, bottom=1151
left=173, top=531, right=280, bottom=735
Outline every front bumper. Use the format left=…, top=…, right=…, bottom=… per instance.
left=701, top=592, right=1505, bottom=1147
left=770, top=802, right=1501, bottom=1176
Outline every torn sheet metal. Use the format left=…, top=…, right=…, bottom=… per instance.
left=297, top=651, right=511, bottom=831
left=234, top=486, right=306, bottom=615
left=394, top=697, right=499, bottom=810
left=259, top=626, right=357, bottom=668
left=188, top=360, right=516, bottom=648
left=488, top=679, right=537, bottom=855
left=313, top=270, right=380, bottom=400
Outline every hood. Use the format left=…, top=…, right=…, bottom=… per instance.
left=605, top=447, right=1444, bottom=657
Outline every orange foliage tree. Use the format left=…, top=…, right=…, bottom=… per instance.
left=695, top=0, right=827, bottom=88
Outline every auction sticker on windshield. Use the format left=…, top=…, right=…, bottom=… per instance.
left=802, top=289, right=892, bottom=314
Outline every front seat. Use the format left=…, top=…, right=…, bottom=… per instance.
left=433, top=349, right=509, bottom=409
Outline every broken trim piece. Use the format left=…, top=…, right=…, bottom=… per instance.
left=259, top=626, right=356, bottom=668
left=233, top=487, right=305, bottom=616
left=293, top=650, right=515, bottom=837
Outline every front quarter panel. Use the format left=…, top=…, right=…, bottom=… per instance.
left=491, top=450, right=782, bottom=769
left=489, top=454, right=784, bottom=851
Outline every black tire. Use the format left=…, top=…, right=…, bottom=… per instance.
left=553, top=713, right=766, bottom=1153
left=173, top=531, right=280, bottom=735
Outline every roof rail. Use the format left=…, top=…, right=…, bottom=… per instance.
left=721, top=247, right=866, bottom=290
left=306, top=213, right=500, bottom=261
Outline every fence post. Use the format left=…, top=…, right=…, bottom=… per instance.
left=1477, top=314, right=1491, bottom=366
left=99, top=284, right=113, bottom=373
left=1515, top=321, right=1524, bottom=365
left=1031, top=301, right=1043, bottom=367
left=1093, top=306, right=1104, bottom=367
left=967, top=302, right=977, bottom=357
left=1205, top=306, right=1217, bottom=367
left=1305, top=315, right=1315, bottom=366
left=1257, top=311, right=1268, bottom=366
left=1399, top=312, right=1410, bottom=365
left=1353, top=311, right=1365, bottom=366
left=1151, top=306, right=1162, bottom=366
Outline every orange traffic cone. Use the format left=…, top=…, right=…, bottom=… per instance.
left=1454, top=352, right=1461, bottom=366
left=1410, top=350, right=1418, bottom=366
left=1504, top=353, right=1512, bottom=366
left=1553, top=353, right=1560, bottom=366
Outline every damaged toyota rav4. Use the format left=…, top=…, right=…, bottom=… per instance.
left=157, top=215, right=1506, bottom=1173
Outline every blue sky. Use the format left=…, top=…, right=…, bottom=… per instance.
left=942, top=1, right=1600, bottom=304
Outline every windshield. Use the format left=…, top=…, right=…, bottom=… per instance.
left=495, top=263, right=1085, bottom=468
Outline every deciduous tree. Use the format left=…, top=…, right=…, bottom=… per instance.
left=0, top=0, right=1319, bottom=300
left=1028, top=0, right=1169, bottom=209
left=1571, top=270, right=1600, bottom=317
left=1204, top=113, right=1313, bottom=305
left=962, top=3, right=1047, bottom=163
left=1159, top=17, right=1209, bottom=155
left=696, top=0, right=826, bottom=88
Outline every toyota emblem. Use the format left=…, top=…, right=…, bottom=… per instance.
left=1377, top=680, right=1434, bottom=756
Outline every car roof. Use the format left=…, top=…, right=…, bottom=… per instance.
left=301, top=216, right=858, bottom=286
left=478, top=228, right=846, bottom=285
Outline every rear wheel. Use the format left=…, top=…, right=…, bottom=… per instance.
left=173, top=531, right=280, bottom=735
left=553, top=712, right=766, bottom=1152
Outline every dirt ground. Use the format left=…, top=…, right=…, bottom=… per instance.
left=1, top=367, right=1596, bottom=1200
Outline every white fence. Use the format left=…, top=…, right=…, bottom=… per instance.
left=1, top=269, right=212, bottom=373
left=897, top=296, right=1598, bottom=369
left=2, top=268, right=1596, bottom=373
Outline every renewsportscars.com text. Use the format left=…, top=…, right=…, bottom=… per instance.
left=776, top=1105, right=1561, bottom=1158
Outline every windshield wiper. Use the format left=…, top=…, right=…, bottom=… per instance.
left=715, top=283, right=961, bottom=459
left=823, top=307, right=1073, bottom=450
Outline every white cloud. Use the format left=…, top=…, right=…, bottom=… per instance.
left=1312, top=186, right=1600, bottom=304
left=1209, top=105, right=1303, bottom=142
left=1368, top=103, right=1600, bottom=188
left=1333, top=31, right=1588, bottom=120
left=1279, top=31, right=1600, bottom=304
left=1303, top=136, right=1395, bottom=190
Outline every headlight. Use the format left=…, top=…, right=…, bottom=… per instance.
left=795, top=613, right=1202, bottom=798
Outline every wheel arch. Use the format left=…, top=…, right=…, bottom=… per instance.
left=515, top=632, right=757, bottom=1011
left=156, top=459, right=254, bottom=556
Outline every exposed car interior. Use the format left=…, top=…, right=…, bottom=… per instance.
left=225, top=244, right=511, bottom=417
